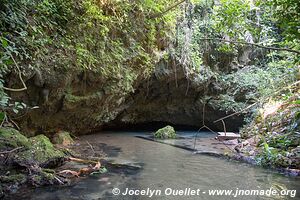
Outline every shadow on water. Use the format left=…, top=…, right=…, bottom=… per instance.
left=96, top=142, right=122, bottom=157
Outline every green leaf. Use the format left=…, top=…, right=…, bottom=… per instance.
left=0, top=112, right=5, bottom=121
left=4, top=59, right=13, bottom=66
left=99, top=167, right=108, bottom=174
left=292, top=100, right=300, bottom=105
left=1, top=38, right=8, bottom=48
left=90, top=167, right=108, bottom=175
left=13, top=108, right=19, bottom=114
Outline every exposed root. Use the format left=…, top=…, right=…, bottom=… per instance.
left=58, top=158, right=101, bottom=178
left=68, top=157, right=98, bottom=164
left=58, top=170, right=79, bottom=178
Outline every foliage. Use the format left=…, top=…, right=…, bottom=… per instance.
left=174, top=0, right=299, bottom=118
left=0, top=0, right=180, bottom=81
left=211, top=55, right=298, bottom=112
left=174, top=2, right=300, bottom=171
left=0, top=0, right=181, bottom=123
left=210, top=0, right=300, bottom=50
left=260, top=0, right=300, bottom=41
left=212, top=0, right=251, bottom=39
left=240, top=90, right=300, bottom=168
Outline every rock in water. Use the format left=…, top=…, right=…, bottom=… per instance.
left=154, top=125, right=176, bottom=139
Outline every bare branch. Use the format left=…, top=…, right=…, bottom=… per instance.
left=199, top=38, right=300, bottom=54
left=7, top=116, right=20, bottom=130
left=86, top=141, right=95, bottom=156
left=3, top=55, right=27, bottom=92
left=214, top=102, right=258, bottom=123
left=213, top=80, right=300, bottom=123
left=151, top=0, right=186, bottom=19
left=0, top=147, right=23, bottom=154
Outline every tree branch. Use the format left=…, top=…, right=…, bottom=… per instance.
left=199, top=38, right=300, bottom=54
left=0, top=147, right=23, bottom=154
left=150, top=0, right=186, bottom=19
left=3, top=55, right=27, bottom=92
left=213, top=80, right=300, bottom=123
left=214, top=102, right=258, bottom=123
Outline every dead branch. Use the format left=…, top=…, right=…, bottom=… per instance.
left=86, top=141, right=95, bottom=156
left=199, top=38, right=300, bottom=54
left=54, top=175, right=65, bottom=185
left=68, top=157, right=98, bottom=164
left=3, top=55, right=27, bottom=92
left=0, top=146, right=23, bottom=154
left=7, top=116, right=20, bottom=130
left=58, top=160, right=101, bottom=178
left=214, top=102, right=258, bottom=123
left=58, top=170, right=79, bottom=177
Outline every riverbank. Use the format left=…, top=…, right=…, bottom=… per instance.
left=0, top=128, right=101, bottom=198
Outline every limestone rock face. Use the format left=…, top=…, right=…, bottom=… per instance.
left=8, top=59, right=244, bottom=135
left=113, top=61, right=244, bottom=131
left=8, top=67, right=130, bottom=135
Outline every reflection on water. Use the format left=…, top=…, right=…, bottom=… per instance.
left=10, top=132, right=300, bottom=200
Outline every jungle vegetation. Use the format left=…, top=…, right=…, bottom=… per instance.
left=0, top=0, right=299, bottom=168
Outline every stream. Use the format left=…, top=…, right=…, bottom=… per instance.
left=10, top=132, right=300, bottom=200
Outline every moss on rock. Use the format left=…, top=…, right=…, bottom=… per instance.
left=154, top=125, right=176, bottom=139
left=29, top=170, right=56, bottom=186
left=0, top=174, right=27, bottom=184
left=52, top=131, right=74, bottom=146
left=0, top=128, right=30, bottom=150
left=14, top=134, right=65, bottom=168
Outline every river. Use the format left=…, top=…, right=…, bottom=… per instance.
left=11, top=132, right=300, bottom=200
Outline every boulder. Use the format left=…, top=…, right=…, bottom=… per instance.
left=14, top=134, right=66, bottom=168
left=0, top=128, right=30, bottom=150
left=154, top=125, right=176, bottom=139
left=52, top=131, right=74, bottom=146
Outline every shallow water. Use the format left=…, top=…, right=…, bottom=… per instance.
left=10, top=132, right=300, bottom=200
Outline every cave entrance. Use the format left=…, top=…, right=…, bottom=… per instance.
left=102, top=121, right=200, bottom=132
